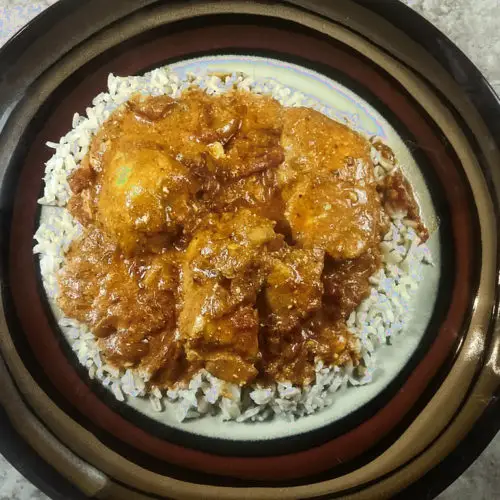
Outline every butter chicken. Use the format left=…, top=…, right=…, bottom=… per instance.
left=58, top=88, right=424, bottom=390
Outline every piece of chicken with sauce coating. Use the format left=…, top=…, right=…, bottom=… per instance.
left=179, top=209, right=280, bottom=385
left=280, top=107, right=383, bottom=259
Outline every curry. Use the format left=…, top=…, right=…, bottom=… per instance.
left=58, top=88, right=423, bottom=389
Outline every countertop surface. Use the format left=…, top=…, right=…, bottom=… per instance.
left=0, top=0, right=499, bottom=499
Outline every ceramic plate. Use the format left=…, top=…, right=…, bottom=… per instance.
left=38, top=54, right=441, bottom=444
left=0, top=1, right=499, bottom=499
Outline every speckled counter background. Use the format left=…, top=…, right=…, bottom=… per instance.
left=0, top=1, right=499, bottom=499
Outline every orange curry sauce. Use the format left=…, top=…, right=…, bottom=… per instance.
left=58, top=89, right=423, bottom=389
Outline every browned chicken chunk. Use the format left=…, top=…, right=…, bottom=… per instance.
left=96, top=146, right=197, bottom=253
left=281, top=107, right=383, bottom=259
left=58, top=227, right=180, bottom=378
left=179, top=209, right=279, bottom=385
left=285, top=173, right=382, bottom=259
left=264, top=247, right=324, bottom=333
left=280, top=107, right=373, bottom=182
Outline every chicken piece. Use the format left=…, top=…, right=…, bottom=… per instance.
left=180, top=209, right=278, bottom=326
left=179, top=209, right=279, bottom=384
left=57, top=227, right=117, bottom=325
left=264, top=247, right=324, bottom=333
left=96, top=145, right=198, bottom=253
left=187, top=209, right=278, bottom=284
left=92, top=251, right=178, bottom=339
left=194, top=305, right=260, bottom=385
left=280, top=107, right=373, bottom=184
left=280, top=107, right=382, bottom=259
left=285, top=173, right=382, bottom=259
left=68, top=94, right=207, bottom=243
left=58, top=227, right=179, bottom=368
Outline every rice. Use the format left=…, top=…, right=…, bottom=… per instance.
left=33, top=67, right=432, bottom=423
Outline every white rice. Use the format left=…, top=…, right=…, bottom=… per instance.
left=33, top=67, right=432, bottom=423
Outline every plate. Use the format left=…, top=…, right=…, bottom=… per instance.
left=0, top=1, right=498, bottom=499
left=38, top=54, right=441, bottom=444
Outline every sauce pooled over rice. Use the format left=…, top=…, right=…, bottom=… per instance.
left=58, top=88, right=425, bottom=389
